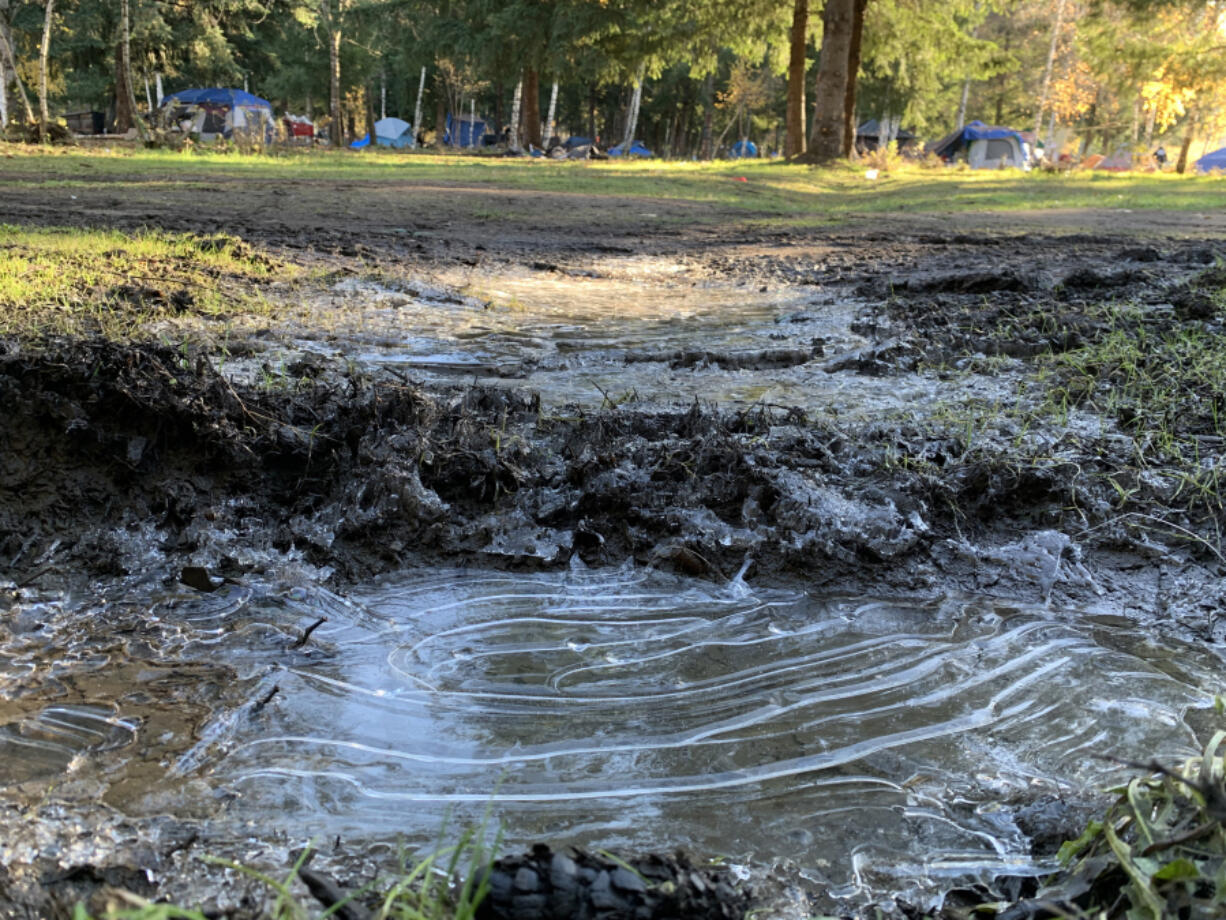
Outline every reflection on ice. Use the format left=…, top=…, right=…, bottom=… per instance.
left=0, top=566, right=1217, bottom=903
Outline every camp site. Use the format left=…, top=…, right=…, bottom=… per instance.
left=3, top=0, right=1226, bottom=918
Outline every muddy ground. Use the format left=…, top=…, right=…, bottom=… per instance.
left=2, top=164, right=1226, bottom=918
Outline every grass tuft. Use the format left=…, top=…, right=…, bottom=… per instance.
left=0, top=225, right=291, bottom=338
left=1037, top=731, right=1226, bottom=918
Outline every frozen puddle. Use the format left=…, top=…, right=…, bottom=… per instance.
left=275, top=273, right=995, bottom=415
left=1, top=566, right=1215, bottom=903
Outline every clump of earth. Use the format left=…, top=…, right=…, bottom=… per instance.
left=2, top=172, right=1225, bottom=918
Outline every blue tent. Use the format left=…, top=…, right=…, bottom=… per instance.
left=162, top=88, right=271, bottom=108
left=1196, top=146, right=1226, bottom=173
left=373, top=117, right=414, bottom=148
left=443, top=113, right=487, bottom=147
left=730, top=139, right=758, bottom=158
left=160, top=88, right=275, bottom=143
left=608, top=140, right=653, bottom=158
left=929, top=120, right=1029, bottom=169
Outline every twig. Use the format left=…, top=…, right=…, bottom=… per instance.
left=251, top=685, right=280, bottom=713
left=290, top=616, right=327, bottom=649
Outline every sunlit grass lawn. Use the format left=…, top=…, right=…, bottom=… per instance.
left=0, top=224, right=292, bottom=337
left=3, top=142, right=1226, bottom=224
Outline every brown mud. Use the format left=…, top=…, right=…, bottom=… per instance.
left=2, top=168, right=1226, bottom=918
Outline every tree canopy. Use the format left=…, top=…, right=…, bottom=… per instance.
left=1, top=0, right=1222, bottom=162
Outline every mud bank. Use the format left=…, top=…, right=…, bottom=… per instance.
left=4, top=177, right=1226, bottom=917
left=2, top=333, right=1222, bottom=633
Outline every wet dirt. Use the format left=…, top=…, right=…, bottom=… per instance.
left=3, top=167, right=1226, bottom=918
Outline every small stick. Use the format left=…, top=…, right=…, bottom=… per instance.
left=251, top=685, right=280, bottom=713
left=290, top=616, right=327, bottom=649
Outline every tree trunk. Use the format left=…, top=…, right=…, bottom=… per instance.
left=785, top=0, right=807, bottom=157
left=322, top=0, right=341, bottom=145
left=841, top=0, right=868, bottom=157
left=114, top=38, right=133, bottom=132
left=809, top=0, right=855, bottom=161
left=365, top=82, right=376, bottom=141
left=621, top=63, right=644, bottom=151
left=956, top=78, right=970, bottom=130
left=0, top=4, right=34, bottom=124
left=522, top=66, right=541, bottom=147
left=544, top=80, right=558, bottom=144
left=1175, top=122, right=1195, bottom=174
left=700, top=70, right=714, bottom=159
left=434, top=92, right=445, bottom=146
left=119, top=0, right=146, bottom=138
left=1032, top=0, right=1067, bottom=149
left=38, top=0, right=52, bottom=140
left=508, top=77, right=522, bottom=149
left=587, top=83, right=596, bottom=141
left=412, top=65, right=425, bottom=143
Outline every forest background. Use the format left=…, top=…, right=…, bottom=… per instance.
left=1, top=0, right=1225, bottom=170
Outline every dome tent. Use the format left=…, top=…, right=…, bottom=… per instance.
left=160, top=88, right=275, bottom=144
left=373, top=117, right=415, bottom=148
left=608, top=140, right=653, bottom=157
left=929, top=120, right=1030, bottom=170
left=1196, top=146, right=1226, bottom=173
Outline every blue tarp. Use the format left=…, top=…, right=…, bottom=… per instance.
left=350, top=132, right=371, bottom=149
left=563, top=136, right=594, bottom=149
left=1196, top=146, right=1226, bottom=173
left=162, top=88, right=272, bottom=109
left=159, top=87, right=275, bottom=143
left=608, top=140, right=653, bottom=158
left=443, top=113, right=487, bottom=147
left=730, top=139, right=758, bottom=158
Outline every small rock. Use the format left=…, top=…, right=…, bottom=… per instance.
left=611, top=866, right=647, bottom=893
left=513, top=866, right=539, bottom=892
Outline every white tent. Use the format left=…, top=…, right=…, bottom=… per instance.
left=374, top=117, right=414, bottom=148
left=966, top=135, right=1029, bottom=170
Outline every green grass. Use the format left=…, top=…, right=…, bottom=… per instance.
left=1037, top=730, right=1226, bottom=919
left=74, top=822, right=498, bottom=920
left=0, top=224, right=292, bottom=337
left=4, top=142, right=1226, bottom=225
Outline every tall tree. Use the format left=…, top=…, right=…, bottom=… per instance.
left=785, top=0, right=807, bottom=155
left=809, top=0, right=856, bottom=160
left=320, top=0, right=343, bottom=144
left=36, top=0, right=50, bottom=138
left=521, top=65, right=540, bottom=146
left=0, top=0, right=34, bottom=123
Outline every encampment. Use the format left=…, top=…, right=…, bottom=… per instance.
left=929, top=120, right=1030, bottom=170
left=1196, top=146, right=1226, bottom=173
left=730, top=139, right=758, bottom=158
left=374, top=117, right=415, bottom=148
left=443, top=113, right=487, bottom=147
left=1095, top=150, right=1133, bottom=171
left=608, top=140, right=653, bottom=157
left=855, top=120, right=917, bottom=151
left=160, top=88, right=275, bottom=144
